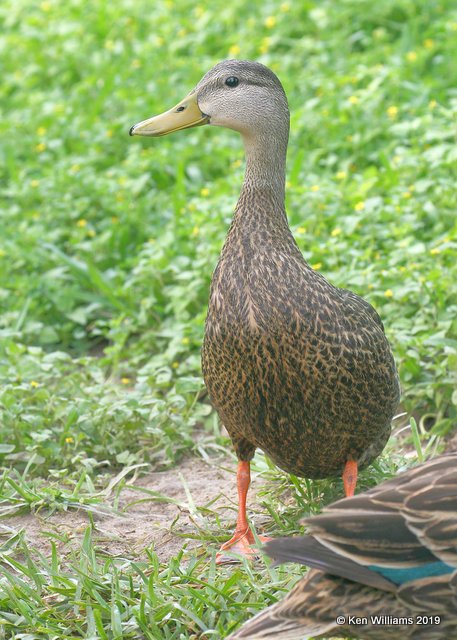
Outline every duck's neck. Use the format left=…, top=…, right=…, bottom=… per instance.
left=230, top=130, right=290, bottom=235
left=242, top=132, right=287, bottom=203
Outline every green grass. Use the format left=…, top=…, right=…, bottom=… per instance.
left=0, top=0, right=456, bottom=637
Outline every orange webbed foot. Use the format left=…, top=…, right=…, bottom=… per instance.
left=216, top=527, right=272, bottom=564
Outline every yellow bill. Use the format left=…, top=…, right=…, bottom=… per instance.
left=129, top=92, right=209, bottom=137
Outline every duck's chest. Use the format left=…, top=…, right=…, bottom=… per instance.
left=201, top=246, right=323, bottom=395
left=204, top=247, right=305, bottom=341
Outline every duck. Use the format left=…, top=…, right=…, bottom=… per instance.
left=227, top=451, right=457, bottom=639
left=130, top=60, right=400, bottom=561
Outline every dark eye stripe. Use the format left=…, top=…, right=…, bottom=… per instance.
left=225, top=76, right=239, bottom=87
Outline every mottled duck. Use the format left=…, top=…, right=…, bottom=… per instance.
left=130, top=60, right=400, bottom=561
left=228, top=452, right=457, bottom=639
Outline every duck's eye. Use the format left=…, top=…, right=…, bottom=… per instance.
left=225, top=76, right=239, bottom=88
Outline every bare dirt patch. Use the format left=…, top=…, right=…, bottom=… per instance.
left=2, top=456, right=268, bottom=562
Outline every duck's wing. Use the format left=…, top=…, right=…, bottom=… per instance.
left=266, top=454, right=457, bottom=586
left=265, top=534, right=396, bottom=591
left=314, top=453, right=457, bottom=569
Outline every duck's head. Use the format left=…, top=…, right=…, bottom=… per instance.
left=129, top=60, right=289, bottom=141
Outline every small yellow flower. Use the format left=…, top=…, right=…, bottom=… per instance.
left=36, top=126, right=47, bottom=136
left=423, top=38, right=434, bottom=49
left=178, top=28, right=187, bottom=38
left=348, top=95, right=359, bottom=105
left=399, top=266, right=406, bottom=272
left=430, top=247, right=440, bottom=255
left=191, top=226, right=200, bottom=237
left=297, top=226, right=306, bottom=234
left=172, top=361, right=179, bottom=369
left=31, top=381, right=40, bottom=388
left=181, top=337, right=190, bottom=345
left=402, top=191, right=412, bottom=199
left=40, top=1, right=51, bottom=10
left=111, top=216, right=119, bottom=224
left=200, top=187, right=210, bottom=197
left=336, top=171, right=346, bottom=180
left=429, top=99, right=437, bottom=109
left=77, top=219, right=87, bottom=228
left=105, top=39, right=115, bottom=51
left=331, top=228, right=342, bottom=237
left=87, top=229, right=96, bottom=237
left=0, top=249, right=6, bottom=257
left=354, top=201, right=365, bottom=212
left=310, top=185, right=320, bottom=192
left=387, top=105, right=398, bottom=119
left=195, top=6, right=204, bottom=17
left=121, top=377, right=130, bottom=384
left=311, top=262, right=322, bottom=270
left=406, top=51, right=417, bottom=62
left=384, top=289, right=393, bottom=298
left=106, top=130, right=113, bottom=138
left=65, top=437, right=74, bottom=444
left=31, top=179, right=40, bottom=188
left=265, top=16, right=277, bottom=28
left=232, top=159, right=242, bottom=169
left=229, top=44, right=240, bottom=57
left=70, top=164, right=80, bottom=173
left=373, top=27, right=386, bottom=40
left=368, top=283, right=374, bottom=289
left=280, top=2, right=290, bottom=12
left=35, top=142, right=46, bottom=153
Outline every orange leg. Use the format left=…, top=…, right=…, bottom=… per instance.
left=216, top=461, right=271, bottom=564
left=343, top=459, right=358, bottom=497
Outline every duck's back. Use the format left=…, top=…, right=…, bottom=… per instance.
left=202, top=203, right=400, bottom=479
